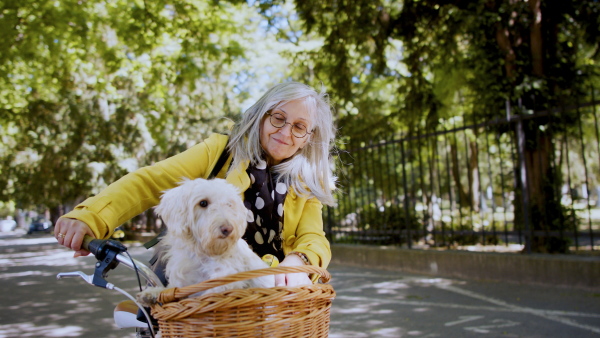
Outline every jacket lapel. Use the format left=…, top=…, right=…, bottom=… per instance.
left=225, top=160, right=251, bottom=197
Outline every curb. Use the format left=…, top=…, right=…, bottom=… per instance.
left=331, top=244, right=600, bottom=292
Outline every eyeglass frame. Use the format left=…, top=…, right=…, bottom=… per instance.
left=265, top=110, right=313, bottom=138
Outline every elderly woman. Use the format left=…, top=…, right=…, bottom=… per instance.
left=55, top=81, right=336, bottom=286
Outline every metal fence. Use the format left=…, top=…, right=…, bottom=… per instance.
left=326, top=99, right=600, bottom=254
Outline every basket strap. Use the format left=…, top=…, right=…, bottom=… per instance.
left=157, top=265, right=331, bottom=304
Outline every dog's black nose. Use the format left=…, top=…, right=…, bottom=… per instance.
left=220, top=224, right=233, bottom=237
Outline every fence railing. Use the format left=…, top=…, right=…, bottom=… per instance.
left=326, top=99, right=600, bottom=254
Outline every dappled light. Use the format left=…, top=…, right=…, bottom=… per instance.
left=1, top=237, right=599, bottom=336
left=415, top=278, right=456, bottom=287
left=407, top=330, right=425, bottom=336
left=0, top=247, right=85, bottom=267
left=0, top=236, right=143, bottom=337
left=0, top=323, right=83, bottom=337
left=329, top=270, right=462, bottom=336
left=0, top=270, right=53, bottom=279
left=327, top=267, right=599, bottom=336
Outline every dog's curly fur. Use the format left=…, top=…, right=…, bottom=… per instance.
left=137, top=178, right=274, bottom=306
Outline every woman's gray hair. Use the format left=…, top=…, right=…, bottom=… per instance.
left=228, top=81, right=337, bottom=206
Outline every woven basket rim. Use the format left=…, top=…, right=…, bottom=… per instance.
left=151, top=283, right=336, bottom=320
left=157, top=265, right=331, bottom=304
left=150, top=267, right=336, bottom=337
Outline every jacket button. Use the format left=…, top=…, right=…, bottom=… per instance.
left=285, top=235, right=296, bottom=246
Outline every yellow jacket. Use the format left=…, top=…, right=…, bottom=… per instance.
left=61, top=133, right=331, bottom=268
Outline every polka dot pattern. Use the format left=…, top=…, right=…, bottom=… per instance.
left=276, top=182, right=287, bottom=194
left=256, top=160, right=267, bottom=170
left=242, top=163, right=288, bottom=261
left=254, top=231, right=264, bottom=244
left=255, top=197, right=264, bottom=209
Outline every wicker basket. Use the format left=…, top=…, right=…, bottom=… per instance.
left=151, top=265, right=336, bottom=337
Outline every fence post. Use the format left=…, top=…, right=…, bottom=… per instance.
left=590, top=86, right=599, bottom=250
left=399, top=136, right=412, bottom=249
left=512, top=99, right=532, bottom=254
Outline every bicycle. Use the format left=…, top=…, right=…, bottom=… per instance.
left=56, top=235, right=162, bottom=338
left=56, top=235, right=336, bottom=337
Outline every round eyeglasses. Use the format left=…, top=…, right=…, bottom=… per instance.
left=266, top=111, right=312, bottom=138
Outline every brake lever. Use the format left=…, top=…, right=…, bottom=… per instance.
left=58, top=238, right=128, bottom=290
left=56, top=271, right=115, bottom=289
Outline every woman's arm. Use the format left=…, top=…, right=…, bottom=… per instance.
left=277, top=195, right=332, bottom=285
left=283, top=195, right=331, bottom=268
left=57, top=134, right=228, bottom=251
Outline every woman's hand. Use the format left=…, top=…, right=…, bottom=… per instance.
left=274, top=253, right=311, bottom=287
left=54, top=218, right=96, bottom=257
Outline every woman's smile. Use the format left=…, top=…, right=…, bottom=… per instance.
left=272, top=136, right=289, bottom=145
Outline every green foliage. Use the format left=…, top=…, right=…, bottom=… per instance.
left=330, top=203, right=421, bottom=246
left=360, top=203, right=421, bottom=242
left=2, top=0, right=599, bottom=256
left=263, top=0, right=600, bottom=131
left=0, top=0, right=276, bottom=211
left=0, top=201, right=15, bottom=219
left=267, top=0, right=600, bottom=254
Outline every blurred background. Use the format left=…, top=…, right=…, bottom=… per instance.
left=1, top=0, right=599, bottom=255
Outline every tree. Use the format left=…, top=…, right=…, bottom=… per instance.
left=254, top=0, right=600, bottom=252
left=394, top=0, right=600, bottom=253
left=0, top=0, right=274, bottom=223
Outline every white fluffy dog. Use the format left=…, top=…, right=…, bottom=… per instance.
left=137, top=178, right=274, bottom=306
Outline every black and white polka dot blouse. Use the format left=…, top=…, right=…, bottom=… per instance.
left=242, top=160, right=288, bottom=261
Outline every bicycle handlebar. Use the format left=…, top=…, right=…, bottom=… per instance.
left=58, top=235, right=161, bottom=337
left=81, top=235, right=163, bottom=288
left=82, top=235, right=96, bottom=253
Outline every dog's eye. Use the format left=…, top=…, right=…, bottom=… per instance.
left=199, top=200, right=209, bottom=208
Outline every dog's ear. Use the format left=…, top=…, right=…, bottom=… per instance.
left=154, top=185, right=189, bottom=233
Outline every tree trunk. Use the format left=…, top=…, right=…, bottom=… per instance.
left=450, top=141, right=480, bottom=211
left=496, top=24, right=517, bottom=80
left=520, top=127, right=569, bottom=253
left=529, top=0, right=544, bottom=76
left=451, top=144, right=471, bottom=208
left=468, top=141, right=480, bottom=213
left=49, top=205, right=64, bottom=228
left=146, top=209, right=160, bottom=233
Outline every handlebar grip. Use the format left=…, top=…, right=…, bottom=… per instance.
left=82, top=235, right=95, bottom=252
left=83, top=235, right=112, bottom=257
left=82, top=234, right=127, bottom=259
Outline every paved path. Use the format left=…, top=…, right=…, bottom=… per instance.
left=328, top=265, right=600, bottom=337
left=1, top=232, right=599, bottom=337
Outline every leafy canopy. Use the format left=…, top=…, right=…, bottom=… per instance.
left=0, top=0, right=274, bottom=211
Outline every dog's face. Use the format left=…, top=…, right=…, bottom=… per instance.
left=155, top=178, right=247, bottom=256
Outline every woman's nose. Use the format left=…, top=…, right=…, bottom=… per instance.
left=278, top=122, right=293, bottom=136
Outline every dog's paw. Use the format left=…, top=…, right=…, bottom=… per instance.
left=136, top=287, right=165, bottom=307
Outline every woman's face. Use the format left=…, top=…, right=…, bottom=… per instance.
left=260, top=99, right=312, bottom=165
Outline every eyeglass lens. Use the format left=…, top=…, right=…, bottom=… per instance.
left=269, top=112, right=308, bottom=137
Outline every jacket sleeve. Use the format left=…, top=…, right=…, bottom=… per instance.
left=286, top=196, right=332, bottom=269
left=60, top=134, right=228, bottom=239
